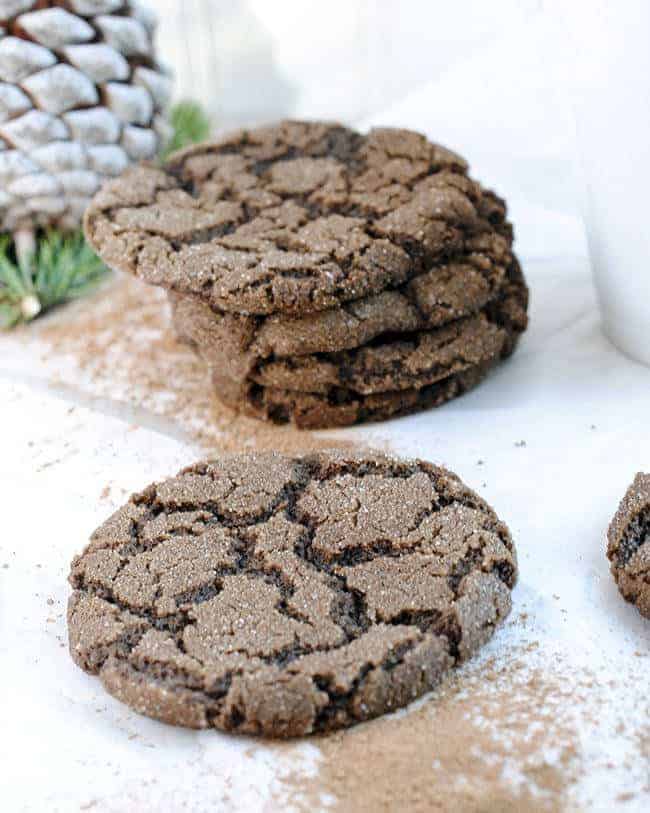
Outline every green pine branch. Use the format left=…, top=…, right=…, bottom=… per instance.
left=161, top=100, right=212, bottom=160
left=0, top=230, right=108, bottom=328
left=1, top=100, right=212, bottom=330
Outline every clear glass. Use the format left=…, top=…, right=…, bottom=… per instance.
left=559, top=0, right=650, bottom=365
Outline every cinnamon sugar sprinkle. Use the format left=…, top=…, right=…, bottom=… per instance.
left=285, top=652, right=579, bottom=812
left=276, top=629, right=649, bottom=812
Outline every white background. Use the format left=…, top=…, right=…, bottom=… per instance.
left=156, top=0, right=580, bottom=216
left=1, top=2, right=649, bottom=811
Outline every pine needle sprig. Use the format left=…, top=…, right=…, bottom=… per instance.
left=162, top=100, right=212, bottom=159
left=0, top=230, right=108, bottom=328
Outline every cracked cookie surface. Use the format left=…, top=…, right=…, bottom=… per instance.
left=178, top=309, right=506, bottom=396
left=249, top=314, right=506, bottom=395
left=181, top=257, right=527, bottom=428
left=170, top=232, right=526, bottom=384
left=84, top=121, right=513, bottom=316
left=172, top=254, right=526, bottom=399
left=212, top=362, right=495, bottom=429
left=68, top=450, right=517, bottom=736
left=168, top=231, right=517, bottom=370
left=607, top=473, right=650, bottom=619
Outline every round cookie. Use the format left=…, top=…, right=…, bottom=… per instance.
left=169, top=231, right=518, bottom=383
left=607, top=473, right=650, bottom=619
left=68, top=450, right=517, bottom=737
left=173, top=257, right=526, bottom=400
left=247, top=314, right=506, bottom=395
left=212, top=362, right=496, bottom=429
left=179, top=258, right=528, bottom=428
left=84, top=121, right=513, bottom=316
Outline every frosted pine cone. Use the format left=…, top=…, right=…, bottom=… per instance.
left=0, top=1, right=172, bottom=232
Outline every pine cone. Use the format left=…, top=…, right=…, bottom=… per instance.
left=0, top=1, right=172, bottom=233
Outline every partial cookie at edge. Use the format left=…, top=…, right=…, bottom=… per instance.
left=607, top=472, right=650, bottom=619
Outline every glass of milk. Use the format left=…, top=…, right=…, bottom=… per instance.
left=560, top=0, right=650, bottom=366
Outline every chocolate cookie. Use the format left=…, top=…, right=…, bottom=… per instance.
left=175, top=256, right=527, bottom=427
left=84, top=121, right=512, bottom=316
left=607, top=473, right=650, bottom=619
left=174, top=262, right=526, bottom=397
left=212, top=362, right=495, bottom=429
left=247, top=314, right=506, bottom=395
left=169, top=231, right=517, bottom=382
left=68, top=450, right=516, bottom=736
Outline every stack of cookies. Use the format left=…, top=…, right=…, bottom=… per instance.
left=85, top=121, right=528, bottom=428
